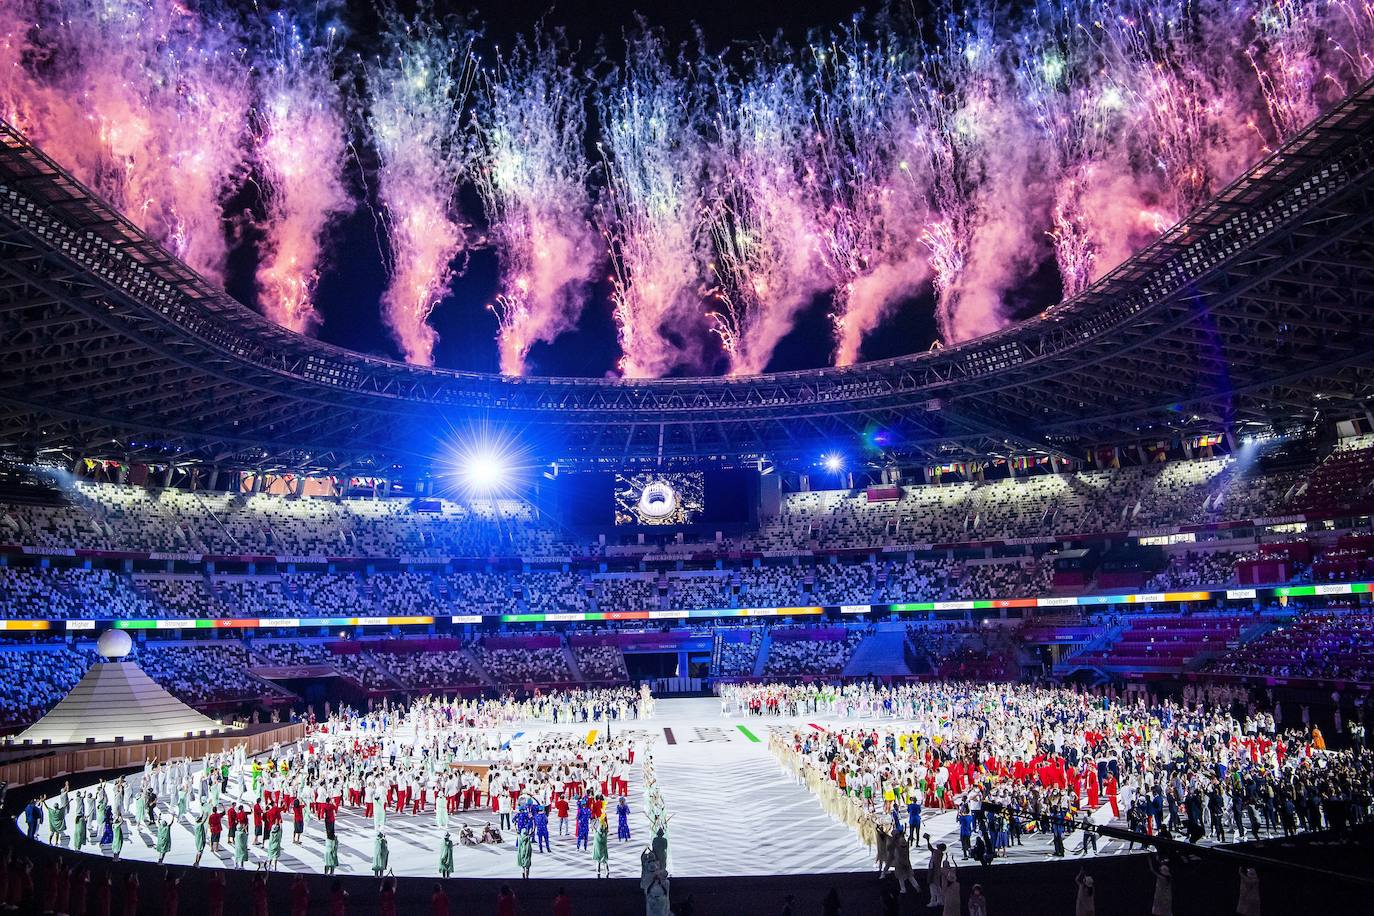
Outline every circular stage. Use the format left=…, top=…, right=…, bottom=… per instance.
left=14, top=697, right=1176, bottom=880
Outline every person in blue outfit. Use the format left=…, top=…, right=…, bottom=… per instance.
left=24, top=799, right=40, bottom=840
left=514, top=801, right=533, bottom=836
left=957, top=804, right=975, bottom=859
left=616, top=797, right=631, bottom=842
left=575, top=797, right=591, bottom=850
left=534, top=805, right=551, bottom=853
left=907, top=797, right=923, bottom=839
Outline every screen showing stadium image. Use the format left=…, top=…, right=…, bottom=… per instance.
left=614, top=472, right=705, bottom=526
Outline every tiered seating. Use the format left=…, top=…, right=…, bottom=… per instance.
left=715, top=629, right=761, bottom=676
left=0, top=646, right=96, bottom=728
left=744, top=457, right=1310, bottom=551
left=290, top=572, right=377, bottom=616
left=958, top=559, right=1054, bottom=599
left=370, top=572, right=445, bottom=615
left=876, top=559, right=960, bottom=602
left=0, top=566, right=80, bottom=619
left=142, top=577, right=236, bottom=619
left=1209, top=610, right=1374, bottom=683
left=936, top=644, right=1016, bottom=681
left=574, top=644, right=628, bottom=682
left=376, top=648, right=485, bottom=689
left=0, top=500, right=108, bottom=549
left=342, top=497, right=571, bottom=557
left=520, top=570, right=591, bottom=614
left=1071, top=614, right=1254, bottom=671
left=48, top=569, right=159, bottom=619
left=0, top=446, right=1366, bottom=567
left=1286, top=438, right=1374, bottom=516
left=811, top=562, right=873, bottom=604
left=736, top=566, right=801, bottom=606
left=475, top=645, right=572, bottom=685
left=1146, top=550, right=1242, bottom=590
left=217, top=578, right=310, bottom=618
left=321, top=651, right=393, bottom=689
left=762, top=629, right=865, bottom=677
left=133, top=642, right=282, bottom=706
left=253, top=640, right=334, bottom=667
left=594, top=575, right=659, bottom=613
left=668, top=573, right=730, bottom=609
left=904, top=623, right=1015, bottom=679
left=442, top=571, right=519, bottom=615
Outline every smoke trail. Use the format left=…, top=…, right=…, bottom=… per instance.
left=1014, top=0, right=1154, bottom=297
left=1330, top=0, right=1374, bottom=80
left=909, top=5, right=1046, bottom=343
left=806, top=23, right=932, bottom=365
left=364, top=10, right=476, bottom=366
left=472, top=35, right=598, bottom=376
left=251, top=7, right=353, bottom=334
left=703, top=52, right=827, bottom=375
left=0, top=0, right=251, bottom=281
left=595, top=32, right=709, bottom=378
left=0, top=1, right=44, bottom=131
left=1103, top=0, right=1265, bottom=219
left=3, top=2, right=1371, bottom=372
left=1246, top=0, right=1327, bottom=138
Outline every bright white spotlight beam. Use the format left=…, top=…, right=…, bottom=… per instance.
left=459, top=450, right=507, bottom=493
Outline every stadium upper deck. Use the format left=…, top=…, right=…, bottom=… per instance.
left=0, top=83, right=1371, bottom=474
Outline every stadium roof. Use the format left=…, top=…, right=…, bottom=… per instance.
left=0, top=79, right=1372, bottom=476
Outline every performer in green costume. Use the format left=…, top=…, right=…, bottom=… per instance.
left=372, top=831, right=390, bottom=877
left=592, top=816, right=610, bottom=878
left=517, top=827, right=532, bottom=879
left=439, top=832, right=454, bottom=878
left=155, top=816, right=172, bottom=864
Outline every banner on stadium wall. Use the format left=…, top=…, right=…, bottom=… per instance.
left=30, top=580, right=1374, bottom=633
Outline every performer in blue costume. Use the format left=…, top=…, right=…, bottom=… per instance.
left=616, top=797, right=631, bottom=842
left=907, top=797, right=923, bottom=839
left=534, top=806, right=551, bottom=853
left=575, top=797, right=591, bottom=850
left=514, top=800, right=533, bottom=836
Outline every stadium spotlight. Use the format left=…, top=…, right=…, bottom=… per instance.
left=442, top=428, right=529, bottom=498
left=822, top=453, right=844, bottom=473
left=458, top=444, right=508, bottom=491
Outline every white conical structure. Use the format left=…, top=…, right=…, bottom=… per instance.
left=17, top=660, right=229, bottom=745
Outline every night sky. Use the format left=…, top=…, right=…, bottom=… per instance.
left=222, top=0, right=1058, bottom=378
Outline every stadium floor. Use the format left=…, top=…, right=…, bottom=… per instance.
left=21, top=697, right=1160, bottom=879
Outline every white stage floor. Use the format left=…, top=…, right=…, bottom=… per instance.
left=19, top=697, right=1167, bottom=878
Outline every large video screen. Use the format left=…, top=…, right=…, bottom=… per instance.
left=614, top=472, right=705, bottom=526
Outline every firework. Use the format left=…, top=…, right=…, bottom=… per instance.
left=0, top=0, right=43, bottom=130
left=1101, top=0, right=1264, bottom=219
left=472, top=35, right=598, bottom=376
left=0, top=0, right=251, bottom=280
left=595, top=32, right=709, bottom=378
left=703, top=52, right=827, bottom=375
left=908, top=4, right=1045, bottom=343
left=1330, top=0, right=1374, bottom=81
left=1246, top=0, right=1332, bottom=139
left=1014, top=0, right=1140, bottom=297
left=1, top=2, right=1370, bottom=373
left=364, top=10, right=476, bottom=366
left=805, top=22, right=932, bottom=365
left=252, top=6, right=353, bottom=334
